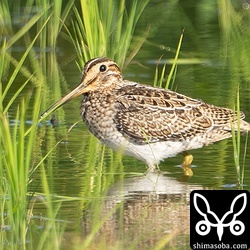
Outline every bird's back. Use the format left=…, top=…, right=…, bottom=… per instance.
left=114, top=82, right=250, bottom=146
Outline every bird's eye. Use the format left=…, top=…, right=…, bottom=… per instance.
left=99, top=65, right=107, bottom=72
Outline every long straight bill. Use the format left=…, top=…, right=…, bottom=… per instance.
left=40, top=83, right=86, bottom=118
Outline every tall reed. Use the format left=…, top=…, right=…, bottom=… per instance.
left=69, top=0, right=149, bottom=69
left=217, top=0, right=250, bottom=186
left=0, top=0, right=75, bottom=248
left=0, top=8, right=49, bottom=247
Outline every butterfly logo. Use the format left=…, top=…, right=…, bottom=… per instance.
left=193, top=193, right=247, bottom=241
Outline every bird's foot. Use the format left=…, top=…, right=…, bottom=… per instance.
left=181, top=152, right=193, bottom=177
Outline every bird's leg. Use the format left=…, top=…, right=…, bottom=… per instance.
left=181, top=151, right=193, bottom=176
left=144, top=164, right=159, bottom=175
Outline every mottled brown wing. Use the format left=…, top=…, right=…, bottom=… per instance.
left=115, top=84, right=242, bottom=144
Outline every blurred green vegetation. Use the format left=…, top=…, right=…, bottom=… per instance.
left=0, top=0, right=249, bottom=249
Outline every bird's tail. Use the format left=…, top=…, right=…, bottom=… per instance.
left=229, top=119, right=250, bottom=133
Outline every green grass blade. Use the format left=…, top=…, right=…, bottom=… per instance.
left=6, top=6, right=50, bottom=49
left=165, top=29, right=184, bottom=89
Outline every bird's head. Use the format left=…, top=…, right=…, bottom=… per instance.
left=41, top=57, right=121, bottom=118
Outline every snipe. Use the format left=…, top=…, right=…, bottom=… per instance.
left=41, top=57, right=250, bottom=176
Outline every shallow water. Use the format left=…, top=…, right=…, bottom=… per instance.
left=4, top=1, right=250, bottom=248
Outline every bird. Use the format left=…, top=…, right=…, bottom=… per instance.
left=41, top=57, right=250, bottom=176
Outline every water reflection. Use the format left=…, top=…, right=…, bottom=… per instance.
left=82, top=172, right=205, bottom=248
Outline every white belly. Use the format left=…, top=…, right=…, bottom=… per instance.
left=104, top=134, right=205, bottom=168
